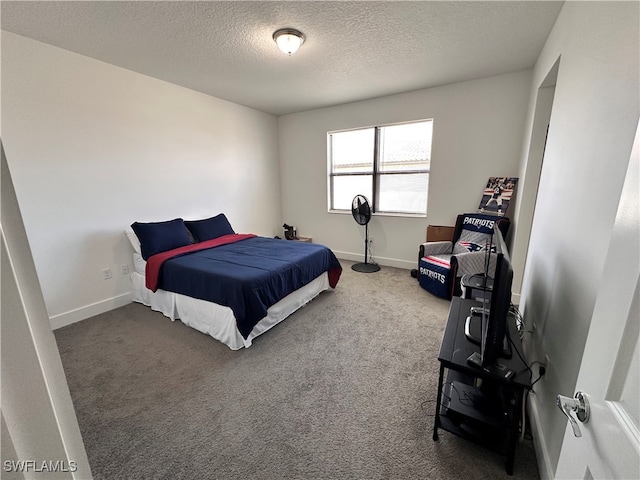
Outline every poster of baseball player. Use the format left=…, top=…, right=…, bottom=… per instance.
left=478, top=177, right=518, bottom=216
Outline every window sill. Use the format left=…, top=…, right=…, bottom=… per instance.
left=328, top=209, right=426, bottom=219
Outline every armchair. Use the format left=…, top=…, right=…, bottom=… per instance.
left=418, top=213, right=510, bottom=299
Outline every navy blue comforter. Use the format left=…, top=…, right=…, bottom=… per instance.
left=157, top=236, right=342, bottom=338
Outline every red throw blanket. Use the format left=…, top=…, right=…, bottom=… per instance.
left=145, top=233, right=256, bottom=291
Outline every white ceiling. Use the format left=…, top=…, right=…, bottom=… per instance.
left=1, top=1, right=564, bottom=116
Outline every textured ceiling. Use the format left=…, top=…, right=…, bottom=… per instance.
left=1, top=1, right=564, bottom=116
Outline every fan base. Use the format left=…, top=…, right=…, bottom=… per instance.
left=351, top=262, right=381, bottom=273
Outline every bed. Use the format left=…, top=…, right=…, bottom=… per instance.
left=125, top=215, right=342, bottom=350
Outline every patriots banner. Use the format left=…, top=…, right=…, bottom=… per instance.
left=461, top=213, right=498, bottom=235
left=418, top=255, right=451, bottom=299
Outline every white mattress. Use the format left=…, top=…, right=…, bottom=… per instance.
left=130, top=271, right=330, bottom=350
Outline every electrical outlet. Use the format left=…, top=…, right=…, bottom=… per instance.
left=121, top=264, right=130, bottom=275
left=102, top=268, right=112, bottom=280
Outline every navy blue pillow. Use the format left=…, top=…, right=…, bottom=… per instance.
left=185, top=214, right=235, bottom=243
left=130, top=218, right=192, bottom=260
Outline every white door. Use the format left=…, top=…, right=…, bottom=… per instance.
left=555, top=120, right=640, bottom=479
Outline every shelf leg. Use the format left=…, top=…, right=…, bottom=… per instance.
left=432, top=364, right=445, bottom=442
left=505, top=388, right=525, bottom=475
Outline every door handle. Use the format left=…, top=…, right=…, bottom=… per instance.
left=556, top=391, right=590, bottom=437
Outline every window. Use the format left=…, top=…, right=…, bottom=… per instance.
left=328, top=119, right=433, bottom=215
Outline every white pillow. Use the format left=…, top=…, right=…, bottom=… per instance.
left=133, top=252, right=146, bottom=276
left=124, top=228, right=141, bottom=254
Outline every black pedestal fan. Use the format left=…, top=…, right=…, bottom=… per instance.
left=351, top=194, right=380, bottom=273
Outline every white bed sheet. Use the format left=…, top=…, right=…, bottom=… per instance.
left=130, top=270, right=330, bottom=350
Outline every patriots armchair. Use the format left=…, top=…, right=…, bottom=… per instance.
left=418, top=213, right=510, bottom=299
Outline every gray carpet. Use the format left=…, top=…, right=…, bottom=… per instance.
left=54, top=261, right=540, bottom=479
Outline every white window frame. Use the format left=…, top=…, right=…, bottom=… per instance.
left=327, top=119, right=433, bottom=217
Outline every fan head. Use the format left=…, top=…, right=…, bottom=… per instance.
left=351, top=195, right=372, bottom=225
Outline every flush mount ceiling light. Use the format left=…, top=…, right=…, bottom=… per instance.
left=273, top=28, right=305, bottom=55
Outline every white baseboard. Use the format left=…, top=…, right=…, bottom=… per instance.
left=528, top=392, right=555, bottom=480
left=49, top=254, right=416, bottom=330
left=50, top=292, right=132, bottom=330
left=333, top=251, right=415, bottom=270
left=511, top=292, right=522, bottom=306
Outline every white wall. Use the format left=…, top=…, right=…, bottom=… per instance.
left=1, top=32, right=280, bottom=327
left=2, top=145, right=91, bottom=479
left=514, top=2, right=639, bottom=477
left=278, top=71, right=531, bottom=270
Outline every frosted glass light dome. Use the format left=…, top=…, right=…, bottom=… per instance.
left=273, top=28, right=305, bottom=55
